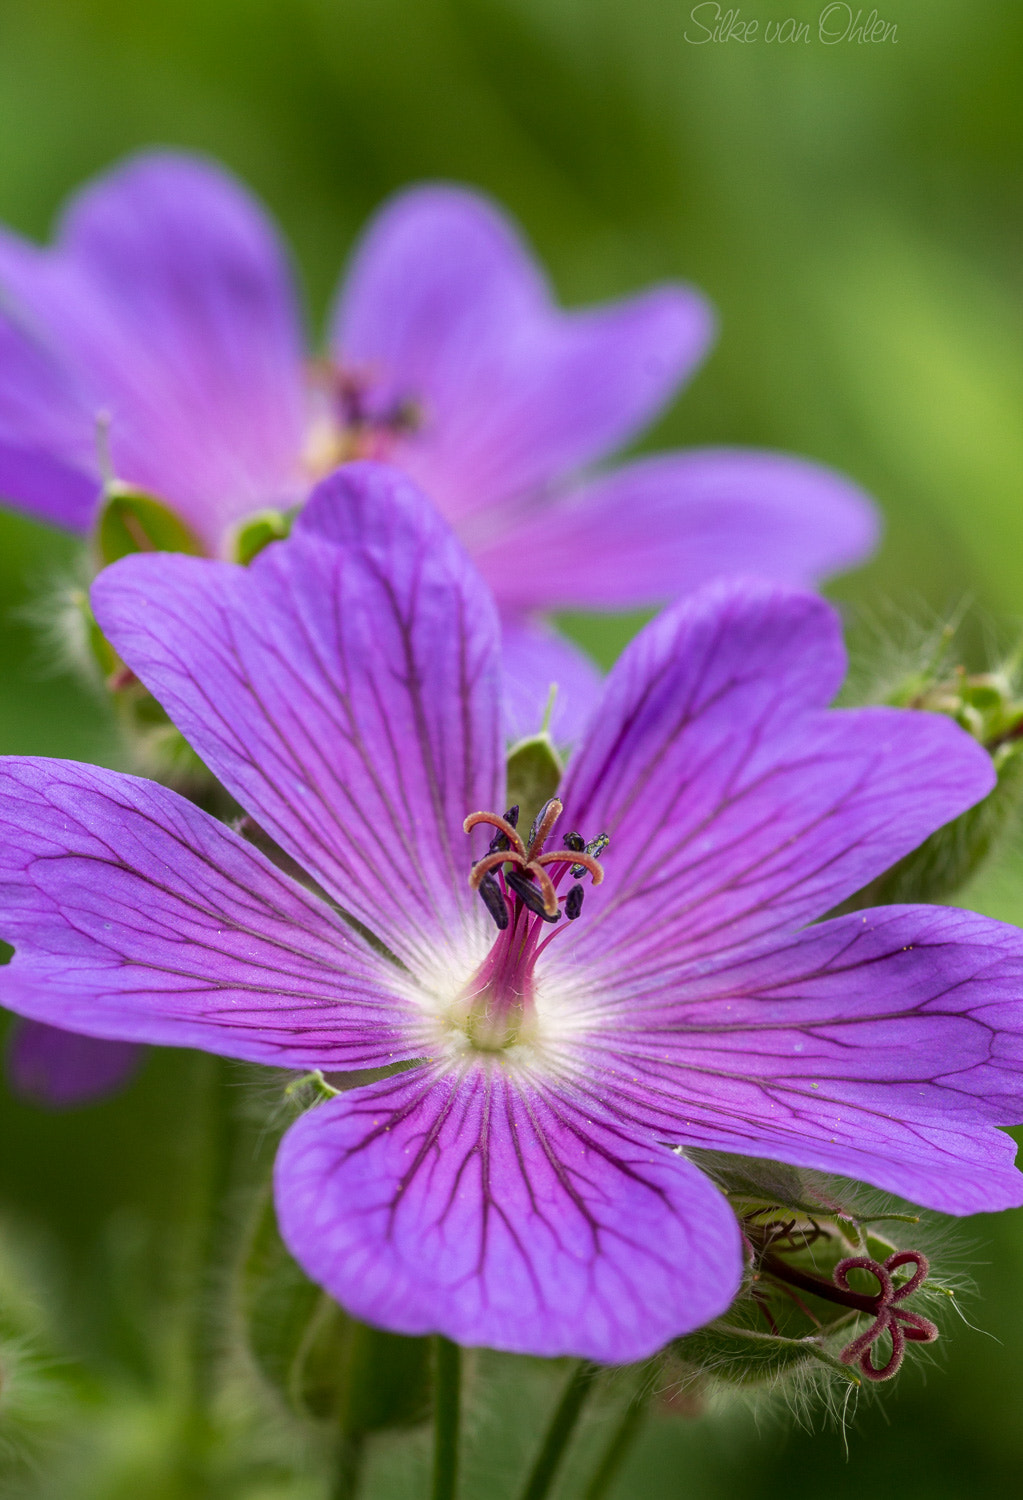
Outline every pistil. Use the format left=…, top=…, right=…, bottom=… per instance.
left=453, top=799, right=607, bottom=1051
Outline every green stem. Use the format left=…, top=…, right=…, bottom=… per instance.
left=431, top=1337, right=462, bottom=1500
left=330, top=1431, right=366, bottom=1500
left=167, top=1052, right=236, bottom=1488
left=582, top=1385, right=648, bottom=1500
left=518, top=1361, right=598, bottom=1500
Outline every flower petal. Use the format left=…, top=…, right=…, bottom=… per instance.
left=475, top=449, right=881, bottom=613
left=570, top=906, right=1023, bottom=1215
left=332, top=184, right=713, bottom=519
left=275, top=1060, right=742, bottom=1363
left=0, top=758, right=416, bottom=1069
left=501, top=617, right=603, bottom=748
left=558, top=582, right=994, bottom=970
left=6, top=1018, right=143, bottom=1109
left=92, top=463, right=503, bottom=973
left=0, top=152, right=306, bottom=548
left=0, top=310, right=98, bottom=528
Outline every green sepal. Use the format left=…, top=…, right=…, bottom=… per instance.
left=505, top=731, right=563, bottom=833
left=672, top=1323, right=860, bottom=1388
left=71, top=586, right=121, bottom=678
left=236, top=1188, right=430, bottom=1431
left=229, top=508, right=294, bottom=566
left=94, top=484, right=205, bottom=566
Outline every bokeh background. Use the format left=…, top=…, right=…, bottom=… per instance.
left=1, top=0, right=1022, bottom=1495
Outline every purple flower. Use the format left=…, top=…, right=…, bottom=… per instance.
left=0, top=151, right=879, bottom=743
left=0, top=463, right=1019, bottom=1363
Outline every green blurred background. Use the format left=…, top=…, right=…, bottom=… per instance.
left=1, top=0, right=1023, bottom=1494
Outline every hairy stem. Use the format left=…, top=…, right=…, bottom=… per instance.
left=431, top=1337, right=462, bottom=1500
left=759, top=1252, right=880, bottom=1314
left=518, top=1361, right=598, bottom=1500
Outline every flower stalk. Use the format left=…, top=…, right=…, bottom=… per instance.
left=430, top=1338, right=461, bottom=1500
left=517, top=1362, right=599, bottom=1500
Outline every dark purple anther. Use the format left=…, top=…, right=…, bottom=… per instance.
left=506, top=868, right=560, bottom=922
left=565, top=884, right=584, bottom=920
left=478, top=872, right=510, bottom=930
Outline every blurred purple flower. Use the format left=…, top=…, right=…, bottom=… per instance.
left=0, top=151, right=878, bottom=744
left=5, top=1016, right=142, bottom=1108
left=0, top=464, right=1019, bottom=1362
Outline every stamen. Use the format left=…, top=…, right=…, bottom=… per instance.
left=469, top=849, right=526, bottom=888
left=485, top=805, right=521, bottom=857
left=572, top=832, right=609, bottom=879
left=535, top=848, right=605, bottom=884
left=477, top=871, right=510, bottom=930
left=527, top=797, right=563, bottom=855
left=565, top=884, right=584, bottom=920
left=464, top=810, right=526, bottom=857
left=505, top=868, right=561, bottom=922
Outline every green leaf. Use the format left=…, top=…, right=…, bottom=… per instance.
left=95, top=485, right=205, bottom=566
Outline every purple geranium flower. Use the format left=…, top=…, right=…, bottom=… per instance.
left=0, top=462, right=1020, bottom=1362
left=0, top=150, right=878, bottom=744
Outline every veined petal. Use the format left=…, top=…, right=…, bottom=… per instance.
left=92, top=464, right=503, bottom=973
left=501, top=616, right=602, bottom=747
left=0, top=153, right=306, bottom=548
left=275, top=1060, right=742, bottom=1363
left=475, top=449, right=881, bottom=613
left=569, top=906, right=1023, bottom=1215
left=558, top=582, right=994, bottom=970
left=6, top=1019, right=143, bottom=1108
left=332, top=184, right=713, bottom=519
left=0, top=759, right=418, bottom=1070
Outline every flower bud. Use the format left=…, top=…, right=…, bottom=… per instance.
left=505, top=730, right=563, bottom=836
left=668, top=1153, right=953, bottom=1399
